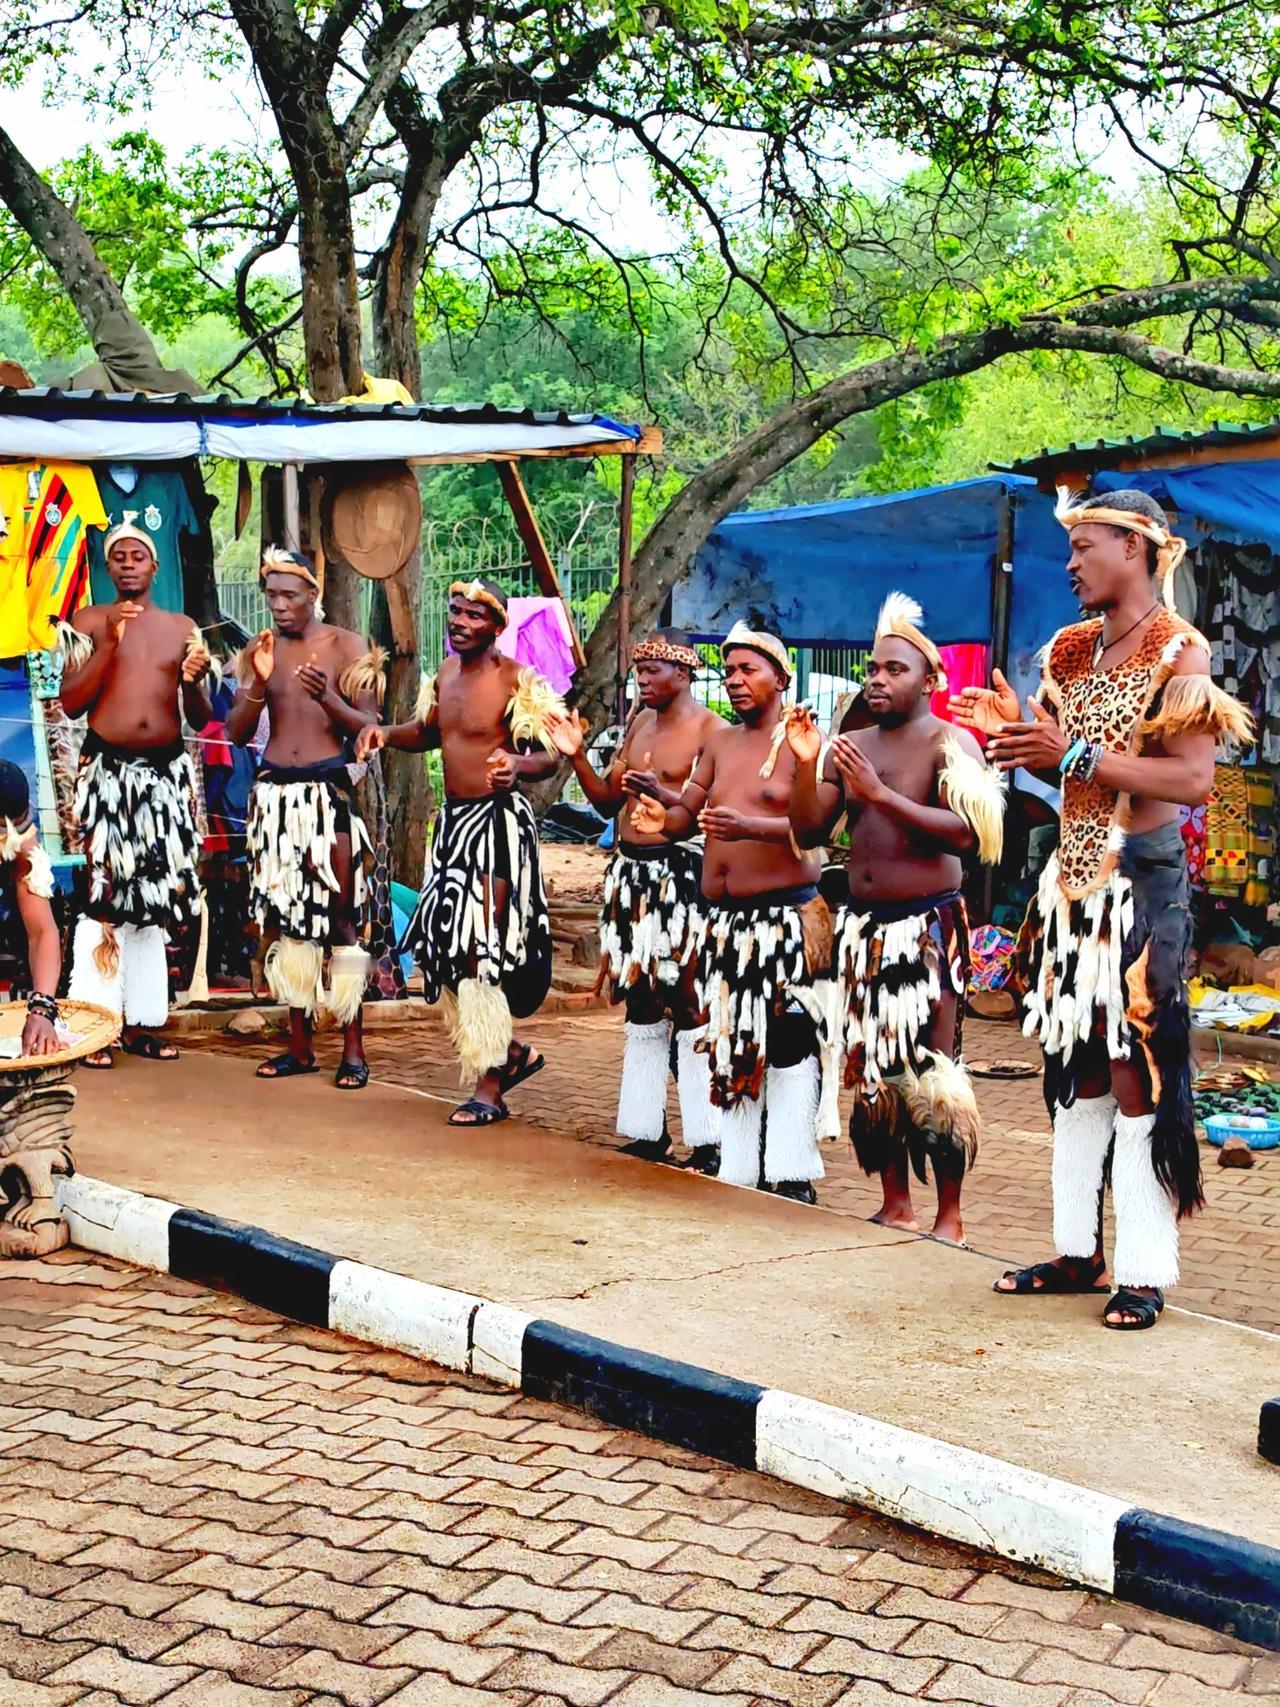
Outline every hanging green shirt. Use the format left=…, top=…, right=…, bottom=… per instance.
left=86, top=464, right=200, bottom=613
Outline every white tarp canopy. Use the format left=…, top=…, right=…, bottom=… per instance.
left=0, top=391, right=641, bottom=464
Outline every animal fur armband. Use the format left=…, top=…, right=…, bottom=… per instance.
left=939, top=736, right=1006, bottom=865
left=1141, top=673, right=1254, bottom=752
left=507, top=667, right=568, bottom=754
left=415, top=672, right=437, bottom=723
left=337, top=645, right=388, bottom=705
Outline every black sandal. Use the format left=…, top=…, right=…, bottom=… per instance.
left=121, top=1033, right=180, bottom=1062
left=256, top=1053, right=319, bottom=1080
left=994, top=1258, right=1109, bottom=1295
left=82, top=1048, right=115, bottom=1070
left=448, top=1096, right=509, bottom=1127
left=334, top=1060, right=369, bottom=1091
left=499, top=1043, right=545, bottom=1095
left=1103, top=1288, right=1165, bottom=1331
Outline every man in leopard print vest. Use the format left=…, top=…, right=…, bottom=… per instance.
left=952, top=489, right=1251, bottom=1331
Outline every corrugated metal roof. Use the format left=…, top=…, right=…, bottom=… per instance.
left=0, top=385, right=635, bottom=433
left=995, top=419, right=1280, bottom=477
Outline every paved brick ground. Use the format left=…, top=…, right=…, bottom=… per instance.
left=235, top=1009, right=1273, bottom=1336
left=0, top=1253, right=1272, bottom=1705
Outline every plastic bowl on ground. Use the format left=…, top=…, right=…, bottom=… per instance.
left=1203, top=1112, right=1280, bottom=1150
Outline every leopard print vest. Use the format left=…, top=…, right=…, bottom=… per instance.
left=1041, top=610, right=1203, bottom=898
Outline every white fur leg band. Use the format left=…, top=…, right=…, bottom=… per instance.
left=718, top=1096, right=763, bottom=1188
left=764, top=1058, right=823, bottom=1184
left=676, top=1029, right=719, bottom=1149
left=265, top=937, right=325, bottom=1018
left=326, top=946, right=371, bottom=1027
left=120, top=924, right=169, bottom=1028
left=451, top=979, right=513, bottom=1085
left=1111, top=1111, right=1179, bottom=1288
left=617, top=1020, right=671, bottom=1143
left=68, top=916, right=122, bottom=1018
left=1052, top=1095, right=1116, bottom=1258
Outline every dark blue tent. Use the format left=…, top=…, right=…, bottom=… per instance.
left=672, top=474, right=1081, bottom=703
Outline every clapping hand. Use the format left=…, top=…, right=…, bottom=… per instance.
left=698, top=805, right=748, bottom=841
left=784, top=704, right=822, bottom=764
left=247, top=630, right=275, bottom=684
left=487, top=749, right=520, bottom=791
left=948, top=668, right=1019, bottom=735
left=629, top=794, right=667, bottom=834
left=830, top=736, right=884, bottom=804
left=546, top=711, right=587, bottom=758
left=182, top=641, right=212, bottom=684
left=987, top=699, right=1069, bottom=772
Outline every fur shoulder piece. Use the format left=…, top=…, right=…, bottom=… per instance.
left=939, top=735, right=1006, bottom=865
left=415, top=672, right=437, bottom=724
left=507, top=667, right=567, bottom=754
left=54, top=621, right=94, bottom=673
left=337, top=645, right=388, bottom=705
left=1142, top=673, right=1254, bottom=752
left=0, top=821, right=53, bottom=898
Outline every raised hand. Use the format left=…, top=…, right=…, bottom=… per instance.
left=355, top=723, right=386, bottom=762
left=248, top=630, right=276, bottom=685
left=947, top=667, right=1019, bottom=735
left=785, top=704, right=822, bottom=764
left=109, top=600, right=144, bottom=647
left=546, top=711, right=587, bottom=758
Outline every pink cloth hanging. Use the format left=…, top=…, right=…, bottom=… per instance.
left=446, top=596, right=576, bottom=695
left=931, top=644, right=989, bottom=740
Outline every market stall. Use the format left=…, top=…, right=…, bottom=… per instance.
left=0, top=384, right=657, bottom=995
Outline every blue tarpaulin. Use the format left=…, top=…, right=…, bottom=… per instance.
left=672, top=474, right=1082, bottom=702
left=1093, top=459, right=1280, bottom=550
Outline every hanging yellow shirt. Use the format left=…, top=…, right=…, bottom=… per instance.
left=0, top=462, right=108, bottom=655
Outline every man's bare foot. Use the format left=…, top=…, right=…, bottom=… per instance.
left=83, top=1047, right=114, bottom=1070
left=931, top=1208, right=966, bottom=1246
left=870, top=1204, right=919, bottom=1233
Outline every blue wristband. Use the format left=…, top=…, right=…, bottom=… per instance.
left=1060, top=737, right=1086, bottom=775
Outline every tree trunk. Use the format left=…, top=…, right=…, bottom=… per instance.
left=0, top=122, right=197, bottom=392
left=369, top=176, right=437, bottom=885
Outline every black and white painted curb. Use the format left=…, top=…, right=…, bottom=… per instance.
left=56, top=1174, right=1280, bottom=1652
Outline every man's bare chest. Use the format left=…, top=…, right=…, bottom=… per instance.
left=438, top=681, right=509, bottom=740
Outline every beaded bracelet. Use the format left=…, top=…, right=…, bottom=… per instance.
left=26, top=992, right=58, bottom=1024
left=1059, top=737, right=1086, bottom=775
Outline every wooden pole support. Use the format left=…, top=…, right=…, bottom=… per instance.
left=617, top=453, right=636, bottom=725
left=496, top=461, right=586, bottom=669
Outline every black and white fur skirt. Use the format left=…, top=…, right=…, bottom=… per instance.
left=696, top=887, right=815, bottom=1110
left=600, top=841, right=704, bottom=1003
left=75, top=733, right=202, bottom=931
left=834, top=891, right=978, bottom=1182
left=401, top=792, right=553, bottom=1082
left=247, top=761, right=370, bottom=946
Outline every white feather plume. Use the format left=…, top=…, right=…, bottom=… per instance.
left=875, top=591, right=925, bottom=640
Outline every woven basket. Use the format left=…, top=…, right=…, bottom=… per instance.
left=0, top=999, right=120, bottom=1073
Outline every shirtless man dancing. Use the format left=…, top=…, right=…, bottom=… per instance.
left=356, top=578, right=562, bottom=1126
left=60, top=519, right=211, bottom=1066
left=631, top=622, right=827, bottom=1201
left=227, top=547, right=385, bottom=1090
left=789, top=594, right=1004, bottom=1243
left=548, top=629, right=723, bottom=1169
